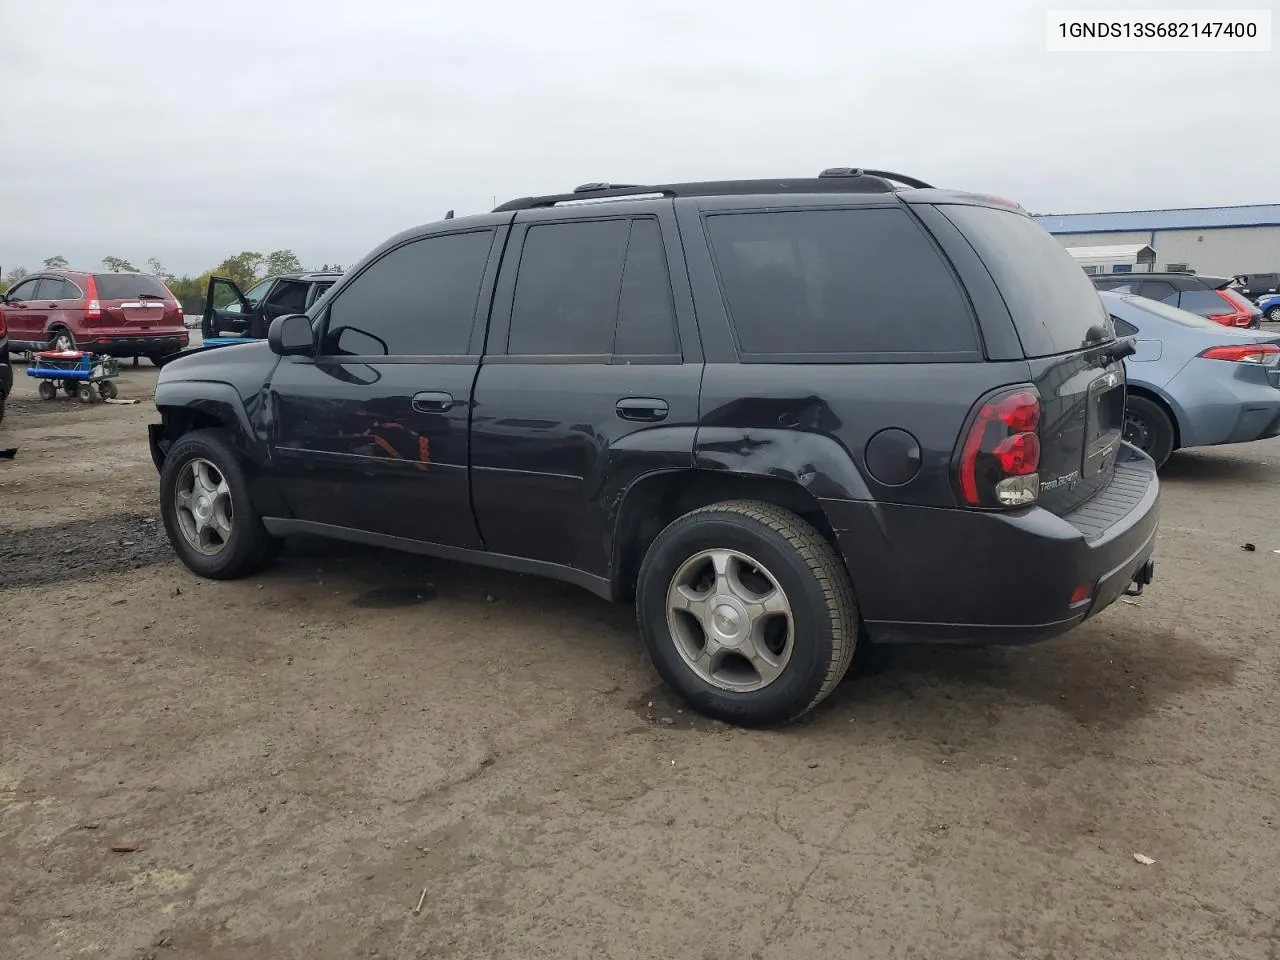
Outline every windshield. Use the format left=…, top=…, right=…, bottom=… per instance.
left=242, top=278, right=273, bottom=305
left=1120, top=294, right=1243, bottom=331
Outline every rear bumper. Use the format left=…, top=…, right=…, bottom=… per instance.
left=82, top=333, right=189, bottom=357
left=1168, top=360, right=1280, bottom=447
left=822, top=444, right=1160, bottom=645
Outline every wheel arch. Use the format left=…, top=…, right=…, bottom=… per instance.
left=609, top=468, right=848, bottom=603
left=1126, top=383, right=1183, bottom=450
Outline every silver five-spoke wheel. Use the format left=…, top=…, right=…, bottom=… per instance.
left=174, top=458, right=234, bottom=555
left=666, top=548, right=794, bottom=692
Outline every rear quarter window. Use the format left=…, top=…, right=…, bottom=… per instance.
left=1177, top=290, right=1232, bottom=317
left=940, top=204, right=1111, bottom=357
left=94, top=274, right=171, bottom=300
left=704, top=207, right=978, bottom=360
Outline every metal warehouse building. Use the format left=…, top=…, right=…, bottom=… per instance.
left=1035, top=205, right=1280, bottom=276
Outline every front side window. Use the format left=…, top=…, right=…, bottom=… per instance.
left=6, top=278, right=41, bottom=301
left=508, top=220, right=630, bottom=355
left=707, top=207, right=977, bottom=357
left=322, top=230, right=494, bottom=356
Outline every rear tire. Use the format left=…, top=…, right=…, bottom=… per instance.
left=148, top=353, right=167, bottom=367
left=159, top=428, right=280, bottom=579
left=38, top=381, right=57, bottom=401
left=98, top=380, right=118, bottom=400
left=636, top=500, right=858, bottom=727
left=1124, top=395, right=1175, bottom=468
left=1266, top=305, right=1280, bottom=322
left=48, top=328, right=75, bottom=352
left=77, top=384, right=94, bottom=403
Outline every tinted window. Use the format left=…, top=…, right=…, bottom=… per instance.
left=265, top=279, right=309, bottom=313
left=6, top=279, right=40, bottom=301
left=1136, top=280, right=1178, bottom=303
left=706, top=208, right=976, bottom=356
left=615, top=219, right=678, bottom=356
left=941, top=204, right=1111, bottom=357
left=509, top=220, right=629, bottom=355
left=1123, top=295, right=1239, bottom=331
left=1095, top=280, right=1136, bottom=294
left=323, top=231, right=493, bottom=356
left=1111, top=316, right=1139, bottom=337
left=94, top=274, right=170, bottom=299
left=39, top=278, right=79, bottom=300
left=1177, top=289, right=1232, bottom=317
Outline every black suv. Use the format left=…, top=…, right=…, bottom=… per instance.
left=148, top=169, right=1159, bottom=726
left=202, top=271, right=340, bottom=340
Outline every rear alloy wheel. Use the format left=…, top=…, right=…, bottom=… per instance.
left=49, top=328, right=75, bottom=352
left=636, top=500, right=858, bottom=727
left=1266, top=305, right=1280, bottom=322
left=1123, top=395, right=1175, bottom=468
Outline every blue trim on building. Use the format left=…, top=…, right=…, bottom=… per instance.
left=1036, top=204, right=1280, bottom=234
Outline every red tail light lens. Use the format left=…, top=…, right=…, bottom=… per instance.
left=958, top=387, right=1043, bottom=508
left=84, top=275, right=102, bottom=322
left=1199, top=343, right=1280, bottom=364
left=1212, top=291, right=1251, bottom=327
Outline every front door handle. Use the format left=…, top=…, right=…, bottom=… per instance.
left=615, top=397, right=669, bottom=422
left=412, top=391, right=454, bottom=413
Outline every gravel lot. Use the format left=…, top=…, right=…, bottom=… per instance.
left=1, top=362, right=1278, bottom=960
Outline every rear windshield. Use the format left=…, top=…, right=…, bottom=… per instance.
left=704, top=207, right=978, bottom=358
left=1177, top=289, right=1233, bottom=317
left=941, top=204, right=1111, bottom=357
left=93, top=273, right=171, bottom=300
left=1119, top=294, right=1240, bottom=331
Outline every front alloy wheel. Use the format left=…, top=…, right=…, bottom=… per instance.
left=174, top=457, right=235, bottom=555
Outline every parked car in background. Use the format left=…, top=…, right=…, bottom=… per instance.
left=0, top=269, right=188, bottom=363
left=1234, top=272, right=1280, bottom=302
left=148, top=168, right=1159, bottom=727
left=0, top=306, right=11, bottom=423
left=1101, top=291, right=1280, bottom=467
left=1257, top=293, right=1280, bottom=323
left=202, top=272, right=340, bottom=340
left=1092, top=272, right=1261, bottom=328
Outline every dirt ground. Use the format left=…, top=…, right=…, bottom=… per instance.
left=1, top=361, right=1278, bottom=960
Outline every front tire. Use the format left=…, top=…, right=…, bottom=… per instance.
left=1266, top=305, right=1280, bottom=322
left=1124, top=395, right=1176, bottom=468
left=636, top=500, right=858, bottom=727
left=159, top=428, right=279, bottom=579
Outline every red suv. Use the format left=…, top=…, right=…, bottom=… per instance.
left=0, top=270, right=188, bottom=363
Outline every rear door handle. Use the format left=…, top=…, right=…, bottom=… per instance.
left=615, top=397, right=668, bottom=422
left=412, top=391, right=454, bottom=413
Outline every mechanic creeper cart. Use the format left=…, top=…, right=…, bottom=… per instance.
left=27, top=350, right=120, bottom=402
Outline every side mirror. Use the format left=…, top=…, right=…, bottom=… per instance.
left=268, top=313, right=315, bottom=357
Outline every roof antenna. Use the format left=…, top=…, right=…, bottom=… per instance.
left=444, top=209, right=455, bottom=220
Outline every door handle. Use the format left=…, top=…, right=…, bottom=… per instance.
left=615, top=397, right=669, bottom=422
left=412, top=391, right=454, bottom=413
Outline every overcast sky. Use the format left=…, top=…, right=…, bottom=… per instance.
left=1, top=0, right=1275, bottom=277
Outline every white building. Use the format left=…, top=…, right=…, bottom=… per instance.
left=1035, top=205, right=1280, bottom=276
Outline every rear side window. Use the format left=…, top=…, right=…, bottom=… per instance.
left=322, top=230, right=493, bottom=356
left=704, top=208, right=977, bottom=358
left=1136, top=280, right=1178, bottom=302
left=614, top=219, right=678, bottom=356
left=941, top=205, right=1111, bottom=357
left=1177, top=289, right=1232, bottom=317
left=93, top=274, right=171, bottom=300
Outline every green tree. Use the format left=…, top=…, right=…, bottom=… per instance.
left=42, top=255, right=69, bottom=270
left=265, top=249, right=304, bottom=276
left=102, top=256, right=138, bottom=272
left=168, top=275, right=205, bottom=314
left=212, top=251, right=265, bottom=288
left=146, top=257, right=174, bottom=281
left=4, top=266, right=29, bottom=289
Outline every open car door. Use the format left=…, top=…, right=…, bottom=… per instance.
left=201, top=276, right=256, bottom=339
